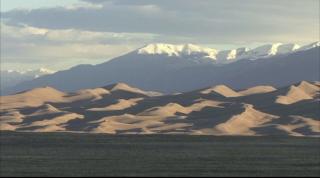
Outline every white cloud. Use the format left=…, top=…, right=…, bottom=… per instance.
left=1, top=0, right=319, bottom=70
left=1, top=23, right=147, bottom=69
left=2, top=0, right=318, bottom=44
left=64, top=1, right=103, bottom=10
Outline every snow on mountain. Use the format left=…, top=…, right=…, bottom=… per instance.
left=136, top=42, right=314, bottom=64
left=2, top=41, right=319, bottom=95
left=3, top=68, right=55, bottom=76
left=253, top=43, right=283, bottom=56
left=1, top=68, right=56, bottom=91
left=138, top=43, right=218, bottom=63
left=25, top=68, right=56, bottom=78
left=216, top=48, right=250, bottom=64
left=235, top=43, right=301, bottom=60
left=298, top=41, right=320, bottom=51
left=277, top=43, right=300, bottom=54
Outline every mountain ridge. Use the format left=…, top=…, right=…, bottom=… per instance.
left=1, top=68, right=56, bottom=92
left=2, top=42, right=319, bottom=95
left=135, top=41, right=319, bottom=63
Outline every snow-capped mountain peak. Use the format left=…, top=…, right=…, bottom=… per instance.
left=298, top=41, right=320, bottom=51
left=216, top=47, right=250, bottom=63
left=38, top=68, right=56, bottom=74
left=235, top=43, right=303, bottom=60
left=244, top=43, right=282, bottom=58
left=137, top=43, right=218, bottom=60
left=138, top=43, right=180, bottom=56
left=277, top=43, right=300, bottom=54
left=2, top=42, right=319, bottom=95
left=135, top=42, right=318, bottom=64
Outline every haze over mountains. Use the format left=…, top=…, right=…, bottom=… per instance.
left=2, top=42, right=319, bottom=95
left=1, top=68, right=55, bottom=90
left=0, top=81, right=319, bottom=136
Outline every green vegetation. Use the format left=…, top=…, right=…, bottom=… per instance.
left=1, top=132, right=319, bottom=177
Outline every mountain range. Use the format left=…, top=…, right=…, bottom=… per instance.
left=2, top=42, right=319, bottom=95
left=1, top=81, right=319, bottom=136
left=1, top=68, right=55, bottom=91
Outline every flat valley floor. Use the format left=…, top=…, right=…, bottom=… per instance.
left=0, top=132, right=319, bottom=177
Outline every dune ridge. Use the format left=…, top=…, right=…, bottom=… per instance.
left=276, top=81, right=319, bottom=105
left=214, top=104, right=279, bottom=135
left=239, top=86, right=276, bottom=96
left=1, top=81, right=319, bottom=136
left=200, top=85, right=241, bottom=97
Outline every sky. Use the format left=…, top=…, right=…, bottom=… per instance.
left=1, top=0, right=319, bottom=71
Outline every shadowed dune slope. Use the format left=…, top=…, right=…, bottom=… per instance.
left=1, top=82, right=319, bottom=136
left=276, top=81, right=320, bottom=105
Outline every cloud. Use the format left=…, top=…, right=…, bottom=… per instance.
left=2, top=22, right=159, bottom=44
left=1, top=0, right=319, bottom=70
left=64, top=0, right=104, bottom=10
left=3, top=0, right=319, bottom=43
left=1, top=21, right=196, bottom=70
left=1, top=23, right=144, bottom=67
left=2, top=0, right=319, bottom=44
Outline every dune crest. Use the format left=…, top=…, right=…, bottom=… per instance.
left=239, top=86, right=276, bottom=96
left=30, top=104, right=61, bottom=115
left=214, top=104, right=279, bottom=135
left=0, top=82, right=319, bottom=136
left=0, top=86, right=66, bottom=109
left=274, top=115, right=320, bottom=136
left=26, top=113, right=84, bottom=129
left=89, top=98, right=143, bottom=111
left=139, top=103, right=190, bottom=116
left=72, top=88, right=110, bottom=100
left=276, top=81, right=319, bottom=105
left=296, top=81, right=319, bottom=97
left=103, top=83, right=162, bottom=97
left=200, top=85, right=241, bottom=97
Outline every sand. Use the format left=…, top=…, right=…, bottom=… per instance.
left=239, top=86, right=276, bottom=96
left=276, top=81, right=319, bottom=105
left=214, top=104, right=279, bottom=135
left=200, top=85, right=241, bottom=97
left=0, top=82, right=319, bottom=136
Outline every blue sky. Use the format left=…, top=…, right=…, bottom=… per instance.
left=1, top=0, right=319, bottom=71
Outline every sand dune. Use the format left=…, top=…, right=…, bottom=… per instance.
left=239, top=86, right=276, bottom=96
left=0, top=123, right=17, bottom=131
left=70, top=88, right=110, bottom=101
left=313, top=81, right=320, bottom=87
left=90, top=114, right=162, bottom=134
left=29, top=104, right=61, bottom=115
left=0, top=86, right=66, bottom=109
left=104, top=83, right=162, bottom=97
left=0, top=82, right=319, bottom=136
left=90, top=114, right=191, bottom=134
left=139, top=103, right=190, bottom=116
left=186, top=99, right=224, bottom=111
left=105, top=83, right=142, bottom=93
left=0, top=111, right=24, bottom=124
left=214, top=104, right=279, bottom=135
left=16, top=112, right=85, bottom=132
left=88, top=98, right=143, bottom=111
left=276, top=81, right=319, bottom=105
left=200, top=85, right=241, bottom=97
left=273, top=115, right=320, bottom=136
left=296, top=81, right=319, bottom=98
